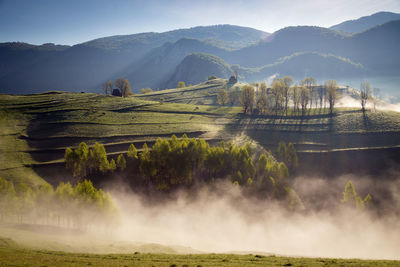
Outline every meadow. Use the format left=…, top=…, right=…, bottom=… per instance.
left=1, top=78, right=400, bottom=185
left=0, top=236, right=399, bottom=266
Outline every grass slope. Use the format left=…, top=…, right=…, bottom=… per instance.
left=1, top=83, right=400, bottom=184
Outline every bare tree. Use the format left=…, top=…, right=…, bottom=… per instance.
left=299, top=86, right=310, bottom=116
left=301, top=77, right=316, bottom=110
left=228, top=87, right=240, bottom=106
left=115, top=78, right=132, bottom=97
left=317, top=86, right=325, bottom=110
left=239, top=85, right=255, bottom=114
left=326, top=80, right=338, bottom=115
left=282, top=76, right=293, bottom=115
left=271, top=79, right=284, bottom=115
left=291, top=85, right=300, bottom=115
left=107, top=80, right=113, bottom=94
left=256, top=82, right=268, bottom=115
left=102, top=82, right=109, bottom=95
left=372, top=88, right=380, bottom=111
left=360, top=82, right=371, bottom=112
left=217, top=89, right=229, bottom=106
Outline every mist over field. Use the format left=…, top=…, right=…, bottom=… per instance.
left=99, top=172, right=400, bottom=259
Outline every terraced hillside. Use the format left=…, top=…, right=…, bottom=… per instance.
left=135, top=78, right=231, bottom=105
left=1, top=79, right=400, bottom=184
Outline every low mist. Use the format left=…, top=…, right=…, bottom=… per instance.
left=107, top=174, right=400, bottom=260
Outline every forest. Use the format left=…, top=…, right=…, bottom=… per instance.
left=0, top=177, right=119, bottom=229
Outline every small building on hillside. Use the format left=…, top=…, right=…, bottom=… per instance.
left=112, top=89, right=122, bottom=97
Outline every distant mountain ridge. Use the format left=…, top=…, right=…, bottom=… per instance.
left=0, top=13, right=400, bottom=96
left=0, top=25, right=267, bottom=93
left=330, top=11, right=400, bottom=33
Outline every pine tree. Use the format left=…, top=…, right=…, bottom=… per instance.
left=116, top=154, right=126, bottom=171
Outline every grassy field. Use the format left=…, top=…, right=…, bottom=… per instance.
left=1, top=82, right=400, bottom=265
left=1, top=80, right=400, bottom=184
left=0, top=236, right=399, bottom=266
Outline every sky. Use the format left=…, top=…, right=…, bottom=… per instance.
left=1, top=0, right=400, bottom=45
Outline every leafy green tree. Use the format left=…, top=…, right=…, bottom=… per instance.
left=286, top=142, right=298, bottom=170
left=55, top=182, right=74, bottom=226
left=127, top=144, right=138, bottom=159
left=277, top=141, right=287, bottom=162
left=177, top=81, right=186, bottom=88
left=109, top=159, right=116, bottom=172
left=364, top=193, right=372, bottom=208
left=88, top=142, right=110, bottom=173
left=139, top=143, right=156, bottom=179
left=15, top=182, right=36, bottom=223
left=217, top=89, right=229, bottom=106
left=208, top=76, right=217, bottom=80
left=35, top=183, right=55, bottom=224
left=239, top=85, right=255, bottom=114
left=341, top=180, right=357, bottom=204
left=0, top=177, right=17, bottom=221
left=257, top=154, right=268, bottom=176
left=116, top=154, right=126, bottom=171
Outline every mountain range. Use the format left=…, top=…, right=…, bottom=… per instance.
left=0, top=11, right=399, bottom=96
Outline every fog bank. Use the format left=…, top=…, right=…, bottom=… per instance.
left=110, top=177, right=400, bottom=260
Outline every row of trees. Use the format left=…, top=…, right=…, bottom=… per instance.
left=218, top=76, right=381, bottom=115
left=102, top=78, right=133, bottom=97
left=0, top=177, right=119, bottom=228
left=218, top=76, right=340, bottom=116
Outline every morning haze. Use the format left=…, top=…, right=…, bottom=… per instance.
left=0, top=0, right=400, bottom=266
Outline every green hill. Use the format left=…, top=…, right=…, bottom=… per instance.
left=165, top=53, right=233, bottom=89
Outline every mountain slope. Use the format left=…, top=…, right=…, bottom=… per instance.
left=229, top=26, right=348, bottom=67
left=240, top=52, right=366, bottom=82
left=330, top=11, right=400, bottom=33
left=114, top=38, right=228, bottom=91
left=0, top=25, right=268, bottom=94
left=165, top=53, right=233, bottom=89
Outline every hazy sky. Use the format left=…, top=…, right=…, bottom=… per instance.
left=1, top=0, right=400, bottom=45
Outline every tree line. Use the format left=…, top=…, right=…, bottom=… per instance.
left=64, top=136, right=303, bottom=209
left=218, top=76, right=380, bottom=115
left=0, top=177, right=119, bottom=229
